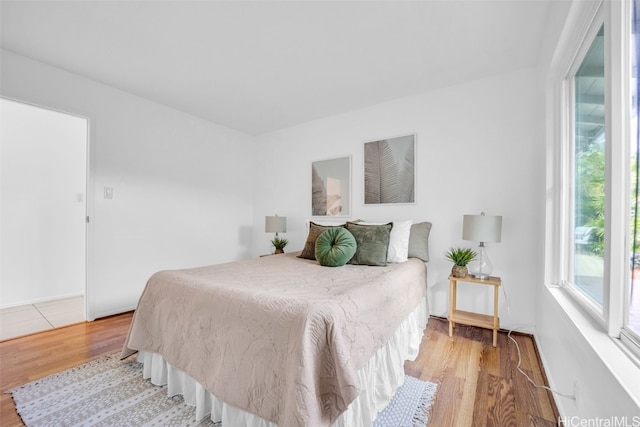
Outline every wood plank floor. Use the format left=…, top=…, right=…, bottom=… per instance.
left=0, top=313, right=559, bottom=426
left=0, top=312, right=134, bottom=427
left=405, top=317, right=560, bottom=426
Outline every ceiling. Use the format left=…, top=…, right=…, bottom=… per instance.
left=1, top=0, right=567, bottom=135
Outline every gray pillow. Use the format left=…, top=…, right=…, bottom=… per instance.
left=346, top=222, right=393, bottom=266
left=408, top=222, right=432, bottom=262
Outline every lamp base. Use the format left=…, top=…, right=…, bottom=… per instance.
left=467, top=242, right=493, bottom=280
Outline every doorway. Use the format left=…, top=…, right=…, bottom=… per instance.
left=0, top=98, right=88, bottom=339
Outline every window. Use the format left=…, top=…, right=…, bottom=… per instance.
left=550, top=0, right=640, bottom=357
left=572, top=25, right=606, bottom=315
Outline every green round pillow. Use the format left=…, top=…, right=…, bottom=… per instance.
left=315, top=227, right=357, bottom=267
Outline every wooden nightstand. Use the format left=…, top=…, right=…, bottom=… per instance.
left=448, top=274, right=501, bottom=347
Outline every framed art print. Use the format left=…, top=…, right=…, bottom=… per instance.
left=364, top=134, right=415, bottom=205
left=311, top=156, right=351, bottom=217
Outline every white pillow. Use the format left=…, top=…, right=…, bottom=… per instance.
left=357, top=220, right=413, bottom=263
left=387, top=220, right=413, bottom=263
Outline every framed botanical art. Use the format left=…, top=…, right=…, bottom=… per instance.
left=364, top=134, right=415, bottom=205
left=311, top=156, right=351, bottom=217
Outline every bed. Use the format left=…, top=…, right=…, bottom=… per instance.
left=122, top=222, right=430, bottom=427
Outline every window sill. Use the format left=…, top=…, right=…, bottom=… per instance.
left=546, top=286, right=640, bottom=407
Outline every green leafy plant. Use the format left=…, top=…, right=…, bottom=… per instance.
left=445, top=247, right=477, bottom=266
left=271, top=236, right=289, bottom=250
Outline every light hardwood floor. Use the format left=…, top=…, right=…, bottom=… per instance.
left=405, top=317, right=560, bottom=426
left=0, top=313, right=559, bottom=426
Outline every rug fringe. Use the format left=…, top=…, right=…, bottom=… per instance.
left=412, top=381, right=437, bottom=427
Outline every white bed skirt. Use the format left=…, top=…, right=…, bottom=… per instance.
left=137, top=296, right=429, bottom=427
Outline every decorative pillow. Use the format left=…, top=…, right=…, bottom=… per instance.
left=357, top=220, right=413, bottom=263
left=299, top=222, right=345, bottom=260
left=388, top=220, right=413, bottom=263
left=315, top=227, right=357, bottom=267
left=408, top=222, right=432, bottom=262
left=346, top=222, right=393, bottom=266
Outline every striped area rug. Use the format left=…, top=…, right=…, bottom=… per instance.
left=7, top=354, right=437, bottom=426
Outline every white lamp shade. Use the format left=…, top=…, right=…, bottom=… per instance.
left=462, top=214, right=502, bottom=243
left=265, top=215, right=287, bottom=233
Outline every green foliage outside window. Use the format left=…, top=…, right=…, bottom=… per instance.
left=575, top=147, right=605, bottom=256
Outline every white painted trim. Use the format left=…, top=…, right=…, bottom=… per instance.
left=620, top=329, right=640, bottom=362
left=85, top=113, right=96, bottom=322
left=545, top=0, right=604, bottom=290
left=605, top=0, right=630, bottom=337
left=616, top=0, right=640, bottom=352
left=554, top=2, right=608, bottom=325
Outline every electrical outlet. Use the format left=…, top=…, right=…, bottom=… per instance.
left=573, top=380, right=579, bottom=408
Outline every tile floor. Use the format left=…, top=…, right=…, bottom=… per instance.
left=0, top=296, right=85, bottom=341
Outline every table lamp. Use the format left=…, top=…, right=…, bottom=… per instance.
left=265, top=214, right=287, bottom=254
left=265, top=214, right=286, bottom=237
left=462, top=212, right=502, bottom=279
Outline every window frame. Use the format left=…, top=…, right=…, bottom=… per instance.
left=560, top=5, right=608, bottom=329
left=548, top=0, right=639, bottom=357
left=621, top=0, right=640, bottom=356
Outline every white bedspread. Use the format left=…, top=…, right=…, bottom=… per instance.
left=137, top=296, right=428, bottom=426
left=122, top=253, right=428, bottom=427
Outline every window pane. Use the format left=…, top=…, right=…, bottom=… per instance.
left=573, top=25, right=605, bottom=308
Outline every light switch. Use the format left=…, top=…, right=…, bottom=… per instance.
left=104, top=187, right=113, bottom=199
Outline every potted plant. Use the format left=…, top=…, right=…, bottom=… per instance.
left=271, top=236, right=289, bottom=254
left=445, top=247, right=477, bottom=278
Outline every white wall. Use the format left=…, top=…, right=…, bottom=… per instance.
left=537, top=289, right=640, bottom=418
left=1, top=98, right=87, bottom=307
left=1, top=49, right=256, bottom=318
left=252, top=67, right=546, bottom=330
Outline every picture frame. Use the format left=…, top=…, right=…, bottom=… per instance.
left=311, top=156, right=351, bottom=217
left=364, top=134, right=415, bottom=205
